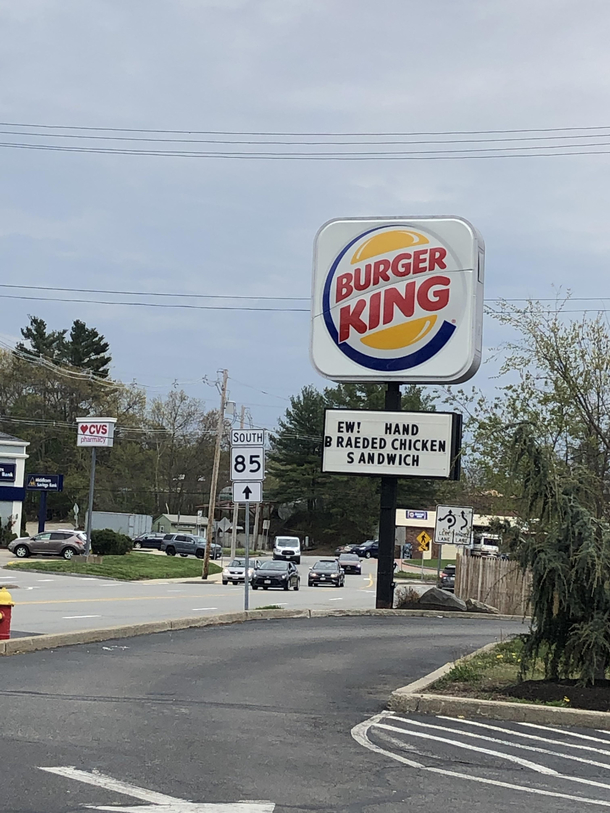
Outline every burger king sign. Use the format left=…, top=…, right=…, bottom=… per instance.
left=311, top=216, right=484, bottom=383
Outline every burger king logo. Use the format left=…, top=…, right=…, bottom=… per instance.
left=322, top=225, right=462, bottom=372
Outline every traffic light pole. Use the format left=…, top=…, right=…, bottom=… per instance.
left=376, top=382, right=401, bottom=609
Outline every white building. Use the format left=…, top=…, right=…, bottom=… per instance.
left=0, top=432, right=29, bottom=535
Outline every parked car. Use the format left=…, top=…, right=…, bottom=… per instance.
left=338, top=553, right=362, bottom=575
left=8, top=530, right=85, bottom=560
left=133, top=533, right=166, bottom=550
left=352, top=540, right=379, bottom=559
left=222, top=557, right=261, bottom=585
left=161, top=533, right=221, bottom=559
left=334, top=543, right=359, bottom=556
left=251, top=560, right=300, bottom=591
left=440, top=564, right=456, bottom=592
left=308, top=559, right=345, bottom=587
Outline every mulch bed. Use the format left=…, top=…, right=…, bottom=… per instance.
left=504, top=679, right=610, bottom=712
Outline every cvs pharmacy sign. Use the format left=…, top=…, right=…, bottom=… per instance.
left=76, top=417, right=117, bottom=448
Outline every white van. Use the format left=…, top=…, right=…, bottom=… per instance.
left=273, top=536, right=301, bottom=564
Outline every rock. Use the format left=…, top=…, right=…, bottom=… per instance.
left=417, top=587, right=467, bottom=612
left=466, top=598, right=500, bottom=614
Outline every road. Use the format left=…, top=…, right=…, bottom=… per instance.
left=0, top=615, right=529, bottom=813
left=0, top=554, right=405, bottom=635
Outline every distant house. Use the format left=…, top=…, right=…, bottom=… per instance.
left=152, top=513, right=208, bottom=535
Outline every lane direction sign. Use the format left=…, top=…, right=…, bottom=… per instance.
left=232, top=482, right=262, bottom=503
left=435, top=504, right=473, bottom=545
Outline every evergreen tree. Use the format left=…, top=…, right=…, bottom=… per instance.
left=15, top=316, right=66, bottom=363
left=66, top=320, right=111, bottom=377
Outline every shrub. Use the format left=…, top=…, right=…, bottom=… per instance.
left=91, top=529, right=133, bottom=556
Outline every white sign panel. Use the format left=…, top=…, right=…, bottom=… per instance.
left=435, top=504, right=474, bottom=545
left=231, top=429, right=265, bottom=446
left=233, top=481, right=262, bottom=503
left=76, top=417, right=117, bottom=448
left=231, top=446, right=265, bottom=481
left=311, top=216, right=484, bottom=383
left=322, top=409, right=461, bottom=479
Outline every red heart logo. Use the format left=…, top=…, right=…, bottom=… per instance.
left=80, top=424, right=89, bottom=433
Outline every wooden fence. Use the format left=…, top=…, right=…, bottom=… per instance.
left=455, top=554, right=532, bottom=616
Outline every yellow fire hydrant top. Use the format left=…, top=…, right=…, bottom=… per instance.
left=0, top=586, right=15, bottom=606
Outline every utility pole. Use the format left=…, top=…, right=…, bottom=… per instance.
left=252, top=501, right=261, bottom=551
left=202, top=369, right=229, bottom=579
left=230, top=405, right=246, bottom=559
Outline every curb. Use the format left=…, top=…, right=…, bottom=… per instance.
left=0, top=608, right=523, bottom=657
left=388, top=641, right=610, bottom=730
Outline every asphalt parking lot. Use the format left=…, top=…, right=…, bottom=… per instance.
left=1, top=615, right=528, bottom=813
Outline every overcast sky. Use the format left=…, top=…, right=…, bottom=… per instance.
left=1, top=0, right=609, bottom=430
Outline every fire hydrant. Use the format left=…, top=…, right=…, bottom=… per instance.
left=0, top=586, right=15, bottom=640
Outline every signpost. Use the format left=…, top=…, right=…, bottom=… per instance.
left=231, top=430, right=265, bottom=611
left=26, top=474, right=64, bottom=533
left=76, top=418, right=117, bottom=556
left=311, top=216, right=484, bottom=608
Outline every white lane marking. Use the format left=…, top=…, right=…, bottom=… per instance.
left=374, top=721, right=557, bottom=774
left=518, top=723, right=610, bottom=745
left=62, top=615, right=102, bottom=620
left=191, top=607, right=218, bottom=611
left=39, top=766, right=275, bottom=811
left=441, top=716, right=610, bottom=758
left=328, top=598, right=343, bottom=601
left=364, top=590, right=376, bottom=593
left=37, top=579, right=55, bottom=582
left=352, top=715, right=610, bottom=808
left=397, top=717, right=610, bottom=771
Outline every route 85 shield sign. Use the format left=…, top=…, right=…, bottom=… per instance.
left=311, top=217, right=484, bottom=383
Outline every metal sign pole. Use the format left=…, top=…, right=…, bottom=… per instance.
left=85, top=447, right=96, bottom=557
left=244, top=503, right=250, bottom=612
left=376, top=382, right=401, bottom=610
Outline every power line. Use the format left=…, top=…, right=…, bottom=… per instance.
left=3, top=121, right=610, bottom=136
left=5, top=128, right=610, bottom=147
left=4, top=140, right=610, bottom=160
left=0, top=293, right=309, bottom=312
left=0, top=283, right=306, bottom=301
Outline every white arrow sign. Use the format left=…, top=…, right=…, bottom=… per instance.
left=232, top=482, right=262, bottom=503
left=39, top=767, right=274, bottom=812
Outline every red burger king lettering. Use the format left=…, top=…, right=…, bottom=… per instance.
left=337, top=274, right=450, bottom=343
left=335, top=246, right=447, bottom=304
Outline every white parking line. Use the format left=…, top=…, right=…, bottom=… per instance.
left=62, top=615, right=102, bottom=620
left=352, top=713, right=610, bottom=808
left=191, top=607, right=218, bottom=611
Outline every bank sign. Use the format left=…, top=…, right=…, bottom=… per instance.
left=311, top=217, right=484, bottom=383
left=322, top=409, right=462, bottom=479
left=76, top=417, right=117, bottom=448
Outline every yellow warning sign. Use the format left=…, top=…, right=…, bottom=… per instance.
left=416, top=530, right=431, bottom=552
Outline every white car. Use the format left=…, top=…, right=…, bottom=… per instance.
left=272, top=536, right=301, bottom=564
left=222, top=557, right=262, bottom=585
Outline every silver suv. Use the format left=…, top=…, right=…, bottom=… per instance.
left=9, top=531, right=86, bottom=560
left=160, top=533, right=222, bottom=559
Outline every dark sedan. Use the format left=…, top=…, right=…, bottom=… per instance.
left=352, top=540, right=379, bottom=559
left=251, top=560, right=300, bottom=591
left=308, top=559, right=345, bottom=587
left=338, top=553, right=362, bottom=574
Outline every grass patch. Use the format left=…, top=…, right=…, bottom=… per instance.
left=395, top=570, right=436, bottom=581
left=402, top=558, right=455, bottom=570
left=222, top=549, right=268, bottom=557
left=430, top=638, right=573, bottom=706
left=254, top=605, right=284, bottom=610
left=5, top=553, right=222, bottom=581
